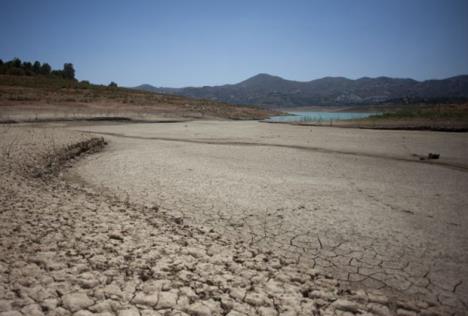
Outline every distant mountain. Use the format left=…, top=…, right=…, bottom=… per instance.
left=134, top=74, right=468, bottom=108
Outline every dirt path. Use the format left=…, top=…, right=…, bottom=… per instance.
left=68, top=121, right=468, bottom=313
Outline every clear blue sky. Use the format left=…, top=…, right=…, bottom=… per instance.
left=1, top=0, right=467, bottom=87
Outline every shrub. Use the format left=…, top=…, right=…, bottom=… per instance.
left=40, top=63, right=51, bottom=75
left=108, top=81, right=118, bottom=88
left=7, top=67, right=25, bottom=76
left=32, top=61, right=41, bottom=73
left=63, top=63, right=75, bottom=80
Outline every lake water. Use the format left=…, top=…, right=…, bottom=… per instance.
left=267, top=111, right=376, bottom=122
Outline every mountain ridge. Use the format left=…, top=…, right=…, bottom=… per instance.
left=134, top=74, right=468, bottom=108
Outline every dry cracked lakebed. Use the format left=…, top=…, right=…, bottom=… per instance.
left=0, top=122, right=467, bottom=315
left=68, top=120, right=468, bottom=313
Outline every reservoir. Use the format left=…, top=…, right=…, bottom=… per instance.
left=267, top=111, right=376, bottom=122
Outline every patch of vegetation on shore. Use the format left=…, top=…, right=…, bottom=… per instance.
left=369, top=103, right=468, bottom=121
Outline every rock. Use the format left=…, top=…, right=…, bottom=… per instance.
left=62, top=292, right=94, bottom=312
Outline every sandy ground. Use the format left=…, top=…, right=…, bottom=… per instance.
left=67, top=121, right=468, bottom=312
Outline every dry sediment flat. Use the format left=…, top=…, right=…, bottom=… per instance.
left=69, top=121, right=468, bottom=312
left=1, top=125, right=452, bottom=315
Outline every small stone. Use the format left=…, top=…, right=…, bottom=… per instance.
left=62, top=292, right=94, bottom=312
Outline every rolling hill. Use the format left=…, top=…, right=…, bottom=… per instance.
left=135, top=74, right=468, bottom=108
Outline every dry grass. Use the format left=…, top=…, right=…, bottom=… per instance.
left=0, top=75, right=278, bottom=122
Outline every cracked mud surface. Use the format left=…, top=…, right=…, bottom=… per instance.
left=66, top=121, right=468, bottom=313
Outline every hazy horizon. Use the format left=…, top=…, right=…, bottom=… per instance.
left=1, top=0, right=467, bottom=87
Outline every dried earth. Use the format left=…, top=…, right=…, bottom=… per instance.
left=0, top=123, right=465, bottom=315
left=65, top=121, right=468, bottom=314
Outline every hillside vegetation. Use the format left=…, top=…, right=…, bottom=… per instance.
left=0, top=60, right=276, bottom=122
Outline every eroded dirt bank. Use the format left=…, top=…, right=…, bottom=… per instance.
left=67, top=121, right=468, bottom=314
left=0, top=125, right=456, bottom=315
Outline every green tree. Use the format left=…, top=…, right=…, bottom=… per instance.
left=32, top=61, right=41, bottom=73
left=40, top=63, right=52, bottom=75
left=23, top=62, right=32, bottom=71
left=51, top=70, right=64, bottom=78
left=12, top=58, right=22, bottom=68
left=0, top=59, right=3, bottom=66
left=62, top=63, right=75, bottom=79
left=108, top=81, right=118, bottom=88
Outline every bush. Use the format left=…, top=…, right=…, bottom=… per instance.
left=12, top=58, right=21, bottom=68
left=108, top=81, right=118, bottom=88
left=40, top=63, right=51, bottom=75
left=32, top=61, right=41, bottom=73
left=7, top=68, right=25, bottom=76
left=63, top=63, right=75, bottom=80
